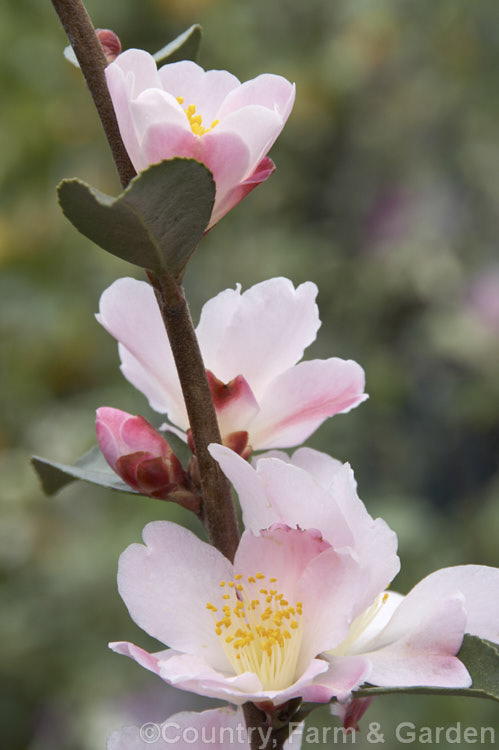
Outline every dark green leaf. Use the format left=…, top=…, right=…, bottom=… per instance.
left=57, top=159, right=215, bottom=277
left=352, top=635, right=499, bottom=703
left=153, top=25, right=203, bottom=65
left=31, top=446, right=137, bottom=496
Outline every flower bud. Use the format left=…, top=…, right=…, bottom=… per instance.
left=96, top=29, right=122, bottom=63
left=96, top=407, right=198, bottom=509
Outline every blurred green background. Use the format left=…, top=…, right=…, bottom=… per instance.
left=1, top=0, right=499, bottom=747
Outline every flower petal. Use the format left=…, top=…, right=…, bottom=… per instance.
left=365, top=593, right=470, bottom=688
left=307, top=656, right=372, bottom=703
left=296, top=547, right=363, bottom=669
left=107, top=707, right=248, bottom=750
left=196, top=278, right=320, bottom=395
left=158, top=62, right=241, bottom=125
left=375, top=565, right=499, bottom=645
left=117, top=521, right=233, bottom=671
left=96, top=278, right=187, bottom=428
left=213, top=105, right=285, bottom=179
left=248, top=359, right=368, bottom=449
left=217, top=74, right=295, bottom=126
left=210, top=157, right=275, bottom=227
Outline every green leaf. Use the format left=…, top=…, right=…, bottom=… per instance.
left=57, top=159, right=215, bottom=277
left=31, top=446, right=137, bottom=496
left=153, top=25, right=203, bottom=66
left=352, top=635, right=499, bottom=703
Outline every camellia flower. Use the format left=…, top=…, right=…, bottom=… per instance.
left=107, top=706, right=302, bottom=749
left=97, top=277, right=367, bottom=455
left=105, top=50, right=295, bottom=228
left=109, top=448, right=400, bottom=706
left=210, top=444, right=499, bottom=694
left=96, top=406, right=200, bottom=511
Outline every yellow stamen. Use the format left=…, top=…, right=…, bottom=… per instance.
left=207, top=574, right=303, bottom=691
left=177, top=99, right=220, bottom=137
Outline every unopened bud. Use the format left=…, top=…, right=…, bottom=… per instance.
left=96, top=407, right=198, bottom=509
left=96, top=29, right=122, bottom=63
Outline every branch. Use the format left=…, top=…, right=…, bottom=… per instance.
left=148, top=271, right=240, bottom=561
left=51, top=0, right=136, bottom=188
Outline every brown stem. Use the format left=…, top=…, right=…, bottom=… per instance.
left=51, top=0, right=136, bottom=188
left=148, top=271, right=240, bottom=562
left=50, top=0, right=240, bottom=562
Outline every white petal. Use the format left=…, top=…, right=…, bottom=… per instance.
left=196, top=278, right=320, bottom=396
left=117, top=521, right=233, bottom=671
left=96, top=278, right=188, bottom=428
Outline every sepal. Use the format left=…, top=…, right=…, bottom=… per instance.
left=152, top=24, right=203, bottom=66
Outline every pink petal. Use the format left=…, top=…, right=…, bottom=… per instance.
left=213, top=105, right=284, bottom=178
left=197, top=130, right=251, bottom=212
left=365, top=594, right=470, bottom=688
left=217, top=74, right=295, bottom=125
left=159, top=651, right=329, bottom=706
left=281, top=447, right=344, bottom=489
left=110, top=49, right=162, bottom=96
left=206, top=371, right=260, bottom=436
left=96, top=278, right=187, bottom=428
left=117, top=521, right=233, bottom=671
left=108, top=707, right=248, bottom=750
left=306, top=656, right=372, bottom=703
left=158, top=62, right=241, bottom=125
left=377, top=564, right=499, bottom=645
left=210, top=157, right=274, bottom=227
left=296, top=548, right=363, bottom=669
left=234, top=526, right=331, bottom=601
left=139, top=122, right=199, bottom=171
left=131, top=88, right=190, bottom=142
left=248, top=358, right=368, bottom=449
left=196, top=278, right=320, bottom=395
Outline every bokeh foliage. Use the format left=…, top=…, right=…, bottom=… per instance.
left=1, top=0, right=499, bottom=747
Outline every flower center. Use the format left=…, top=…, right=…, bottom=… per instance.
left=176, top=96, right=219, bottom=136
left=206, top=573, right=303, bottom=690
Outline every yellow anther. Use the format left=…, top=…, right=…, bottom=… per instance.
left=228, top=581, right=235, bottom=588
left=186, top=104, right=196, bottom=114
left=270, top=577, right=277, bottom=583
left=226, top=636, right=234, bottom=643
left=256, top=573, right=265, bottom=580
left=223, top=594, right=230, bottom=600
left=206, top=602, right=217, bottom=611
left=176, top=96, right=184, bottom=104
left=290, top=621, right=299, bottom=630
left=236, top=584, right=243, bottom=591
left=248, top=576, right=256, bottom=584
left=215, top=627, right=222, bottom=636
left=220, top=581, right=226, bottom=587
left=234, top=574, right=243, bottom=580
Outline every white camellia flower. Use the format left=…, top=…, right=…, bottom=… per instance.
left=211, top=445, right=499, bottom=693
left=97, top=277, right=367, bottom=455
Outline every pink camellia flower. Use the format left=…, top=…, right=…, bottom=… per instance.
left=96, top=407, right=199, bottom=511
left=108, top=706, right=302, bottom=749
left=105, top=50, right=295, bottom=228
left=209, top=444, right=499, bottom=696
left=97, top=277, right=367, bottom=455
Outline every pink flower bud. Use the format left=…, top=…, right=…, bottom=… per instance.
left=96, top=407, right=191, bottom=504
left=96, top=29, right=122, bottom=63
